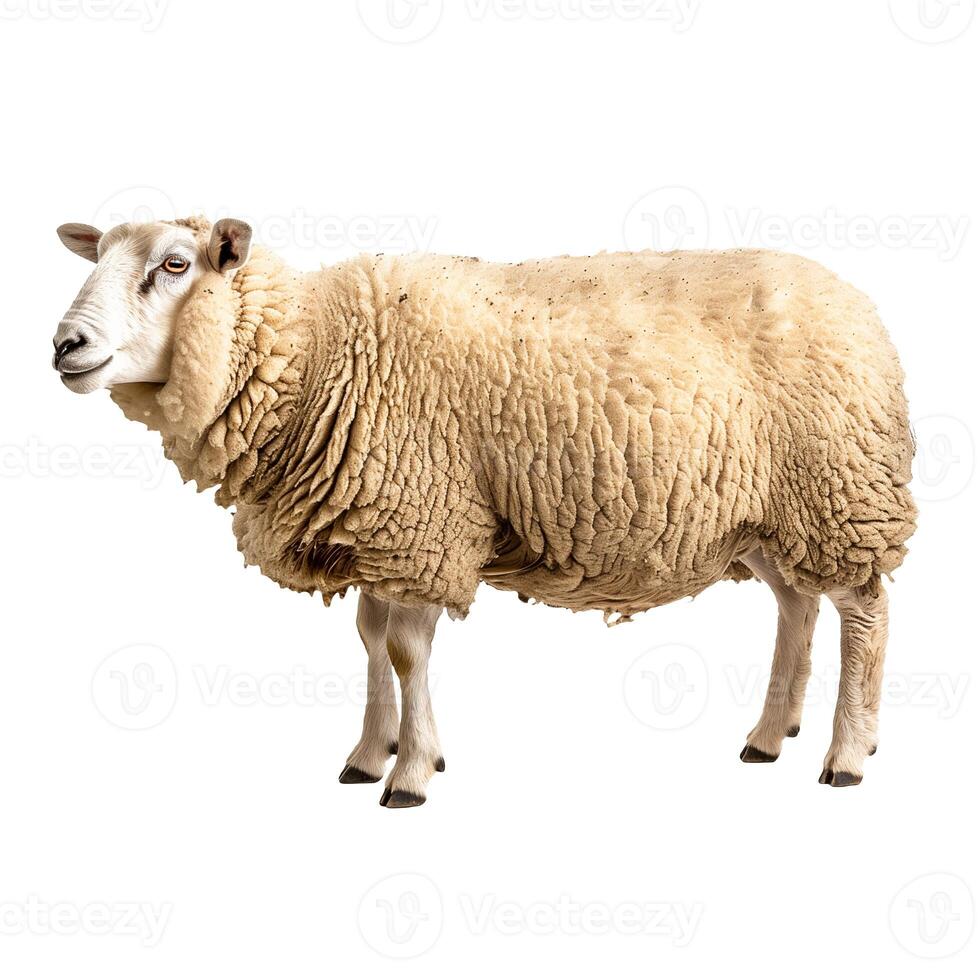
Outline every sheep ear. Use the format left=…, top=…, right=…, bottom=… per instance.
left=208, top=218, right=252, bottom=273
left=57, top=223, right=102, bottom=262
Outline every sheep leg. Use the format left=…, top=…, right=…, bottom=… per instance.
left=739, top=549, right=819, bottom=762
left=380, top=602, right=444, bottom=809
left=819, top=580, right=888, bottom=787
left=338, top=592, right=399, bottom=784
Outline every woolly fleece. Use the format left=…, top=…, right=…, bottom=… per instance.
left=112, top=236, right=917, bottom=620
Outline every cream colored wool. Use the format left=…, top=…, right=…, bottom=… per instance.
left=111, top=241, right=917, bottom=621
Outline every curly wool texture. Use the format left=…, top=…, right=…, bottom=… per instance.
left=112, top=245, right=916, bottom=620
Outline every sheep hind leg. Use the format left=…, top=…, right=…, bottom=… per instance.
left=738, top=549, right=819, bottom=762
left=380, top=602, right=445, bottom=809
left=819, top=579, right=888, bottom=787
left=339, top=592, right=399, bottom=784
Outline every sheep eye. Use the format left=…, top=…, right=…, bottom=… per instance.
left=162, top=255, right=189, bottom=274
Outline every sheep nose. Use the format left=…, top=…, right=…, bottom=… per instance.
left=54, top=334, right=87, bottom=369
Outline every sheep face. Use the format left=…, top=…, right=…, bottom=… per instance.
left=53, top=218, right=251, bottom=393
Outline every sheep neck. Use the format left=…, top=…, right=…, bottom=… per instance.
left=110, top=248, right=314, bottom=505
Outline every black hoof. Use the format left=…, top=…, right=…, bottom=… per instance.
left=819, top=768, right=863, bottom=787
left=868, top=745, right=877, bottom=756
left=387, top=741, right=399, bottom=755
left=740, top=744, right=778, bottom=763
left=339, top=764, right=382, bottom=784
left=380, top=787, right=426, bottom=808
left=786, top=725, right=800, bottom=738
left=435, top=757, right=446, bottom=773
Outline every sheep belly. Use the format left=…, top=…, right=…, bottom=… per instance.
left=480, top=522, right=754, bottom=617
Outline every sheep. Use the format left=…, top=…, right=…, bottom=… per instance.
left=53, top=216, right=917, bottom=807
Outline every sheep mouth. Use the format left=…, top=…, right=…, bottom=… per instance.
left=60, top=355, right=114, bottom=390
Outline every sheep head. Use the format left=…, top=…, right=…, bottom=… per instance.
left=53, top=216, right=252, bottom=393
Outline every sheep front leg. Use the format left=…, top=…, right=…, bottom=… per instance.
left=339, top=592, right=399, bottom=784
left=819, top=580, right=888, bottom=787
left=380, top=602, right=444, bottom=809
left=739, top=550, right=819, bottom=762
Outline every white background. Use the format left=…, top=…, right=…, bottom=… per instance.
left=1, top=1, right=977, bottom=977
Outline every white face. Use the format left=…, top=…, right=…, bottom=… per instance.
left=53, top=218, right=252, bottom=393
